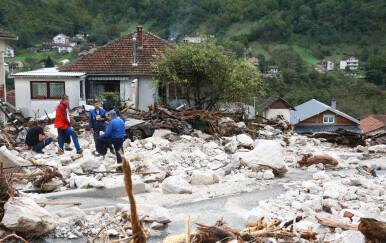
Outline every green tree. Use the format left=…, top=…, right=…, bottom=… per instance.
left=153, top=40, right=266, bottom=110
left=44, top=56, right=54, bottom=68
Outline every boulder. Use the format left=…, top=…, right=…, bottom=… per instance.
left=236, top=134, right=253, bottom=145
left=78, top=157, right=100, bottom=171
left=313, top=171, right=331, bottom=182
left=161, top=176, right=192, bottom=194
left=117, top=204, right=171, bottom=223
left=235, top=140, right=287, bottom=177
left=74, top=176, right=104, bottom=189
left=0, top=146, right=30, bottom=172
left=263, top=170, right=275, bottom=179
left=335, top=230, right=365, bottom=243
left=191, top=171, right=219, bottom=185
left=224, top=141, right=238, bottom=154
left=368, top=144, right=386, bottom=153
left=1, top=197, right=54, bottom=236
left=356, top=145, right=367, bottom=152
left=245, top=207, right=277, bottom=224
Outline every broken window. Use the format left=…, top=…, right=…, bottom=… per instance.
left=323, top=114, right=335, bottom=124
left=31, top=82, right=65, bottom=99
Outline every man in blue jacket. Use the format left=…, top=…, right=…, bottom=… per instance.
left=89, top=101, right=108, bottom=144
left=95, top=110, right=125, bottom=166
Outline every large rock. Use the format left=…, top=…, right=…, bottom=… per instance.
left=1, top=197, right=54, bottom=235
left=117, top=204, right=171, bottom=223
left=161, top=176, right=192, bottom=194
left=0, top=146, right=30, bottom=172
left=191, top=171, right=219, bottom=185
left=78, top=157, right=100, bottom=171
left=245, top=207, right=277, bottom=224
left=236, top=134, right=253, bottom=145
left=235, top=140, right=287, bottom=177
left=335, top=230, right=365, bottom=243
left=368, top=144, right=386, bottom=153
left=224, top=141, right=238, bottom=154
left=73, top=175, right=104, bottom=189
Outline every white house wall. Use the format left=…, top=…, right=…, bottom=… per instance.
left=137, top=76, right=157, bottom=111
left=15, top=77, right=81, bottom=117
left=266, top=109, right=291, bottom=122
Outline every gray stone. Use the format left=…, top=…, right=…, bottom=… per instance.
left=191, top=171, right=219, bottom=185
left=236, top=134, right=253, bottom=145
left=336, top=230, right=365, bottom=243
left=245, top=207, right=277, bottom=224
left=263, top=170, right=275, bottom=179
left=161, top=176, right=192, bottom=194
left=0, top=146, right=30, bottom=172
left=224, top=142, right=238, bottom=154
left=117, top=204, right=171, bottom=223
left=1, top=197, right=54, bottom=236
left=150, top=222, right=167, bottom=230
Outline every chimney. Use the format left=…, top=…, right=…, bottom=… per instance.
left=132, top=37, right=138, bottom=66
left=331, top=99, right=336, bottom=110
left=136, top=26, right=143, bottom=49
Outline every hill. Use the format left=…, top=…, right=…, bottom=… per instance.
left=0, top=0, right=385, bottom=116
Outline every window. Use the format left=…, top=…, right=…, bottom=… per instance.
left=323, top=114, right=335, bottom=124
left=168, top=83, right=184, bottom=98
left=31, top=82, right=65, bottom=99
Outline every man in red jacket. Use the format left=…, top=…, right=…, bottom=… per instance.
left=55, top=94, right=83, bottom=154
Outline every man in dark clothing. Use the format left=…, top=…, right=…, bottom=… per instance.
left=26, top=120, right=53, bottom=153
left=89, top=101, right=108, bottom=143
left=114, top=108, right=125, bottom=121
left=95, top=110, right=125, bottom=165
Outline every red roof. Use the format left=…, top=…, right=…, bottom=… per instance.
left=61, top=30, right=171, bottom=74
left=368, top=115, right=386, bottom=124
left=341, top=56, right=356, bottom=61
left=58, top=34, right=69, bottom=39
left=52, top=43, right=71, bottom=47
left=359, top=116, right=386, bottom=133
left=0, top=29, right=17, bottom=40
left=82, top=43, right=95, bottom=46
left=247, top=57, right=259, bottom=63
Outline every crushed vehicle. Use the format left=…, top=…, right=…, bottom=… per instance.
left=124, top=118, right=156, bottom=141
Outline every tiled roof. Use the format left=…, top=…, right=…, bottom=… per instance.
left=58, top=34, right=69, bottom=39
left=247, top=57, right=259, bottom=63
left=52, top=43, right=71, bottom=47
left=0, top=29, right=17, bottom=40
left=12, top=67, right=85, bottom=77
left=259, top=95, right=295, bottom=111
left=368, top=115, right=386, bottom=124
left=294, top=125, right=363, bottom=134
left=268, top=65, right=278, bottom=69
left=341, top=56, right=357, bottom=61
left=359, top=116, right=386, bottom=133
left=318, top=58, right=338, bottom=65
left=60, top=30, right=171, bottom=74
left=290, top=99, right=362, bottom=125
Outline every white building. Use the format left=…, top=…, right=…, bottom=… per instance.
left=73, top=34, right=85, bottom=42
left=259, top=95, right=295, bottom=123
left=317, top=58, right=336, bottom=72
left=4, top=63, right=9, bottom=73
left=57, top=44, right=73, bottom=54
left=12, top=68, right=86, bottom=117
left=340, top=56, right=359, bottom=70
left=53, top=34, right=70, bottom=44
left=4, top=45, right=14, bottom=58
left=183, top=34, right=202, bottom=43
left=268, top=65, right=279, bottom=74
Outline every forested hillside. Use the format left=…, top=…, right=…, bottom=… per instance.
left=1, top=0, right=385, bottom=116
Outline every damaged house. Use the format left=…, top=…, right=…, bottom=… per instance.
left=290, top=99, right=363, bottom=134
left=359, top=115, right=386, bottom=144
left=259, top=95, right=295, bottom=123
left=12, top=27, right=173, bottom=117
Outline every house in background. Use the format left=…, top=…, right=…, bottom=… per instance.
left=268, top=65, right=279, bottom=74
left=246, top=57, right=259, bottom=68
left=4, top=45, right=14, bottom=58
left=259, top=95, right=295, bottom=122
left=8, top=60, right=24, bottom=68
left=73, top=34, right=85, bottom=42
left=59, top=26, right=172, bottom=111
left=183, top=34, right=202, bottom=43
left=12, top=67, right=86, bottom=117
left=359, top=115, right=386, bottom=144
left=0, top=28, right=17, bottom=107
left=57, top=44, right=73, bottom=54
left=38, top=58, right=57, bottom=68
left=290, top=99, right=363, bottom=134
left=340, top=56, right=359, bottom=70
left=53, top=34, right=70, bottom=44
left=317, top=58, right=337, bottom=72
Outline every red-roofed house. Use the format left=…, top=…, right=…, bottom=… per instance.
left=246, top=57, right=259, bottom=67
left=359, top=115, right=386, bottom=144
left=317, top=58, right=337, bottom=72
left=53, top=34, right=70, bottom=44
left=59, top=27, right=172, bottom=110
left=340, top=56, right=359, bottom=70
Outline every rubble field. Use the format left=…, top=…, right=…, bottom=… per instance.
left=0, top=117, right=385, bottom=242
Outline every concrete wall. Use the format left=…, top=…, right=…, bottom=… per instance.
left=138, top=76, right=157, bottom=111
left=15, top=77, right=81, bottom=117
left=266, top=109, right=290, bottom=122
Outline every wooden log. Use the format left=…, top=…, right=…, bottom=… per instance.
left=121, top=104, right=133, bottom=114
left=316, top=216, right=358, bottom=230
left=0, top=233, right=28, bottom=243
left=298, top=154, right=338, bottom=167
left=358, top=218, right=386, bottom=243
left=120, top=150, right=146, bottom=243
left=283, top=216, right=302, bottom=228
